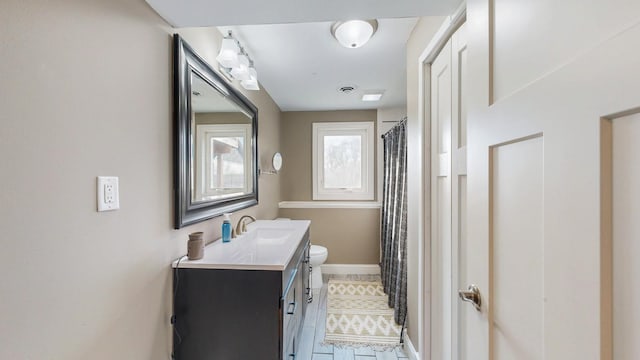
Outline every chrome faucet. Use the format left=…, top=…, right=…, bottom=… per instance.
left=235, top=215, right=256, bottom=235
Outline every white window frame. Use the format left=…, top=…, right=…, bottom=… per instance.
left=195, top=123, right=252, bottom=200
left=312, top=122, right=375, bottom=200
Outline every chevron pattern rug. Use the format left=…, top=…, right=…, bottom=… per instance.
left=324, top=279, right=402, bottom=348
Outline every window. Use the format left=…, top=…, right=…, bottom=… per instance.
left=194, top=124, right=252, bottom=201
left=312, top=122, right=374, bottom=200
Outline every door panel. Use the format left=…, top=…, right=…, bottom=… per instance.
left=490, top=135, right=544, bottom=360
left=457, top=176, right=469, bottom=360
left=491, top=0, right=640, bottom=101
left=613, top=113, right=640, bottom=360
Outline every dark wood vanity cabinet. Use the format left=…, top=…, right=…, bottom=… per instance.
left=172, top=235, right=310, bottom=360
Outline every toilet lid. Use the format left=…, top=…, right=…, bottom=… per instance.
left=310, top=245, right=327, bottom=256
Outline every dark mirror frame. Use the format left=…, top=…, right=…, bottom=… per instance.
left=173, top=34, right=258, bottom=229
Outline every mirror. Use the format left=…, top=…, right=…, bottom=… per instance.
left=272, top=152, right=283, bottom=172
left=174, top=34, right=258, bottom=229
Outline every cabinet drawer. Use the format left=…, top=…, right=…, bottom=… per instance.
left=282, top=230, right=309, bottom=292
left=284, top=334, right=297, bottom=360
left=282, top=273, right=302, bottom=341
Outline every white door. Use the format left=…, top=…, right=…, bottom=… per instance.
left=460, top=0, right=640, bottom=358
left=450, top=24, right=468, bottom=360
left=430, top=23, right=468, bottom=360
left=430, top=36, right=452, bottom=360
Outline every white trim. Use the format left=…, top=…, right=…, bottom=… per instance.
left=417, top=4, right=467, bottom=360
left=320, top=264, right=380, bottom=275
left=195, top=123, right=252, bottom=199
left=419, top=2, right=467, bottom=64
left=278, top=201, right=381, bottom=209
left=312, top=121, right=375, bottom=200
left=403, top=332, right=419, bottom=360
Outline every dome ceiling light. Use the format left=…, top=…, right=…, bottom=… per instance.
left=331, top=20, right=378, bottom=49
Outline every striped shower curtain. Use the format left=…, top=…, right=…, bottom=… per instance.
left=380, top=119, right=407, bottom=326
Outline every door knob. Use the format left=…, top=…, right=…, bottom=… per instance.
left=458, top=284, right=482, bottom=312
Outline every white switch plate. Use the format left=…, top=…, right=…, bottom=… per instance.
left=97, top=176, right=120, bottom=212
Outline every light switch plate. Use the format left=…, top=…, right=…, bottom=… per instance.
left=97, top=176, right=120, bottom=212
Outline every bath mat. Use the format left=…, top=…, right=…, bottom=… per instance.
left=324, top=279, right=402, bottom=348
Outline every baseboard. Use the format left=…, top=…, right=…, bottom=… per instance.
left=402, top=332, right=419, bottom=360
left=321, top=264, right=380, bottom=275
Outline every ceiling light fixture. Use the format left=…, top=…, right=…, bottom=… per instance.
left=331, top=20, right=378, bottom=49
left=216, top=31, right=260, bottom=91
left=362, top=93, right=383, bottom=102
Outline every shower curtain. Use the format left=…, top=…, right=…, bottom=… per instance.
left=380, top=118, right=407, bottom=326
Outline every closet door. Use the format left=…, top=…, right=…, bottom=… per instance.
left=430, top=24, right=468, bottom=359
left=450, top=23, right=468, bottom=360
left=429, top=22, right=468, bottom=360
left=430, top=37, right=452, bottom=360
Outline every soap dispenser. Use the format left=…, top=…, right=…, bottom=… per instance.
left=222, top=213, right=232, bottom=243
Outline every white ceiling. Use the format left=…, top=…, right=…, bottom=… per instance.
left=220, top=19, right=418, bottom=111
left=145, top=0, right=460, bottom=111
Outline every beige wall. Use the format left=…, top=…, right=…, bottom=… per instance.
left=280, top=110, right=380, bottom=264
left=0, top=1, right=281, bottom=358
left=280, top=110, right=378, bottom=201
left=279, top=208, right=380, bottom=264
left=405, top=16, right=447, bottom=352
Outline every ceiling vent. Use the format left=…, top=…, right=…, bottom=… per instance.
left=338, top=85, right=357, bottom=94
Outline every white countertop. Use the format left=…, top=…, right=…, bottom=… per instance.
left=172, top=220, right=310, bottom=271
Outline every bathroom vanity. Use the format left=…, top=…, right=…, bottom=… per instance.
left=172, top=220, right=311, bottom=360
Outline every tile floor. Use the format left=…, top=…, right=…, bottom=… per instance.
left=297, top=274, right=409, bottom=360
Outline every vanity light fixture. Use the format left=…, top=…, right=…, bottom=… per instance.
left=230, top=48, right=251, bottom=81
left=216, top=32, right=240, bottom=68
left=331, top=20, right=378, bottom=49
left=241, top=61, right=260, bottom=90
left=216, top=31, right=260, bottom=90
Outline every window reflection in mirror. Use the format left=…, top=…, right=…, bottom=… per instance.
left=190, top=72, right=253, bottom=203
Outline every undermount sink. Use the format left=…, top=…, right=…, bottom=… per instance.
left=173, top=219, right=311, bottom=270
left=240, top=228, right=291, bottom=245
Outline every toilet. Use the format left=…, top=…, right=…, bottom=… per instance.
left=309, top=245, right=328, bottom=289
left=275, top=218, right=328, bottom=289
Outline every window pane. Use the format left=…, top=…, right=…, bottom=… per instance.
left=323, top=135, right=361, bottom=189
left=210, top=136, right=245, bottom=189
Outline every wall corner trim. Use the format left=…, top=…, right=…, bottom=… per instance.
left=278, top=201, right=382, bottom=209
left=321, top=264, right=381, bottom=275
left=403, top=332, right=420, bottom=360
